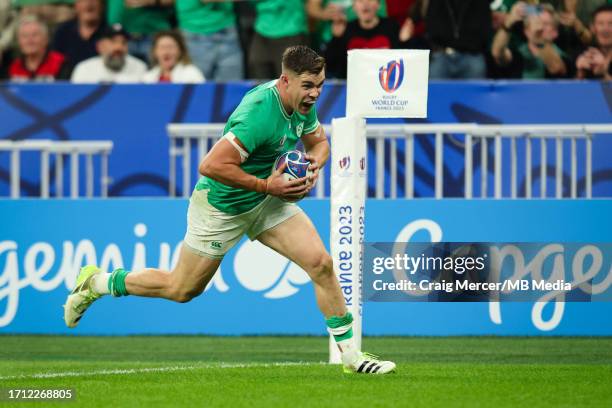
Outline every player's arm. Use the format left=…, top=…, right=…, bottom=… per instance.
left=302, top=124, right=329, bottom=190
left=199, top=134, right=309, bottom=199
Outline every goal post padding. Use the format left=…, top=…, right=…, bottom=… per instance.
left=329, top=49, right=429, bottom=363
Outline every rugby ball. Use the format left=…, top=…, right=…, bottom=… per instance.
left=273, top=150, right=313, bottom=201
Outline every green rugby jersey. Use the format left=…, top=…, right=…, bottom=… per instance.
left=195, top=80, right=320, bottom=215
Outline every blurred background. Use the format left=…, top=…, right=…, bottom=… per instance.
left=0, top=0, right=610, bottom=82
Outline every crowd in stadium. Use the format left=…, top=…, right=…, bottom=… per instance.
left=0, top=0, right=610, bottom=83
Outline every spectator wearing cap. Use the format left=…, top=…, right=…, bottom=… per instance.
left=142, top=30, right=205, bottom=83
left=176, top=0, right=243, bottom=81
left=492, top=2, right=570, bottom=79
left=107, top=0, right=175, bottom=64
left=52, top=0, right=107, bottom=74
left=71, top=23, right=147, bottom=82
left=576, top=4, right=612, bottom=79
left=8, top=14, right=69, bottom=81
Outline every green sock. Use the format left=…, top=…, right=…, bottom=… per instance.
left=326, top=312, right=354, bottom=342
left=108, top=268, right=130, bottom=297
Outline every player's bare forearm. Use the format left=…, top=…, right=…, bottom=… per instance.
left=306, top=138, right=329, bottom=168
left=201, top=160, right=267, bottom=193
left=303, top=125, right=330, bottom=168
left=199, top=138, right=309, bottom=198
left=301, top=125, right=329, bottom=192
left=202, top=160, right=309, bottom=198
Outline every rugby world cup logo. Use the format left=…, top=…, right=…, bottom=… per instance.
left=339, top=156, right=351, bottom=169
left=378, top=59, right=404, bottom=93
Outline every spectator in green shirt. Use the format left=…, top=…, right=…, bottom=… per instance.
left=176, top=0, right=243, bottom=81
left=249, top=0, right=309, bottom=79
left=492, top=2, right=570, bottom=78
left=107, top=0, right=175, bottom=63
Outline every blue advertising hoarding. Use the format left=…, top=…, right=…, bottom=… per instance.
left=0, top=81, right=610, bottom=198
left=1, top=198, right=610, bottom=335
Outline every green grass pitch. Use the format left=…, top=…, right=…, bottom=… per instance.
left=0, top=336, right=610, bottom=407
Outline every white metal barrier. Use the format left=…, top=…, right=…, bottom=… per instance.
left=167, top=123, right=612, bottom=199
left=0, top=140, right=113, bottom=198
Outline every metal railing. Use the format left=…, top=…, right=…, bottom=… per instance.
left=167, top=123, right=612, bottom=199
left=0, top=140, right=113, bottom=198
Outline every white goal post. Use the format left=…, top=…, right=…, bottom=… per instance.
left=328, top=49, right=430, bottom=363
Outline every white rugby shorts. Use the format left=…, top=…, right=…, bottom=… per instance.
left=183, top=189, right=302, bottom=259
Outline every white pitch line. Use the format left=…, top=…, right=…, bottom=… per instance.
left=0, top=362, right=327, bottom=380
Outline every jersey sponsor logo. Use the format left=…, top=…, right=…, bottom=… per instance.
left=296, top=122, right=304, bottom=138
left=234, top=240, right=310, bottom=298
left=211, top=241, right=222, bottom=249
left=378, top=59, right=404, bottom=94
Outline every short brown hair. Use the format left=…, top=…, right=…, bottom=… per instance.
left=151, top=30, right=191, bottom=66
left=281, top=45, right=325, bottom=76
left=592, top=4, right=612, bottom=23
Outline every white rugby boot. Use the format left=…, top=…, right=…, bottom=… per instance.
left=342, top=351, right=397, bottom=374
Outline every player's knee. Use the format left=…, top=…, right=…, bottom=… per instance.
left=308, top=253, right=334, bottom=283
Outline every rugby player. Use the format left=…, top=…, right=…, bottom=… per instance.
left=64, top=45, right=395, bottom=375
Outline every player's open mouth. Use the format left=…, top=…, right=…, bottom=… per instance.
left=301, top=101, right=316, bottom=111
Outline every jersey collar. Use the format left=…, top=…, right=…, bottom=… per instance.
left=271, top=80, right=291, bottom=121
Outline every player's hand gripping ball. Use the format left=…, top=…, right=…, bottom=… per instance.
left=273, top=150, right=314, bottom=202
